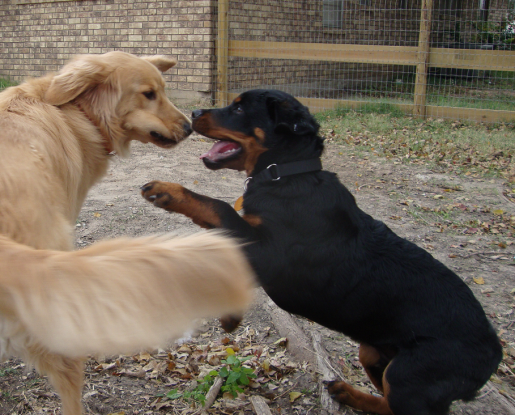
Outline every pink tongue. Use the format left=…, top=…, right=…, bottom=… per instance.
left=200, top=140, right=240, bottom=161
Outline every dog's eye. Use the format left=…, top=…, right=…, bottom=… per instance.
left=234, top=105, right=243, bottom=114
left=143, top=90, right=156, bottom=100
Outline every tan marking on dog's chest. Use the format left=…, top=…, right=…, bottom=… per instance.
left=242, top=214, right=262, bottom=227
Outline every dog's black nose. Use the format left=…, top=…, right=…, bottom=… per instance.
left=183, top=121, right=193, bottom=137
left=192, top=109, right=203, bottom=119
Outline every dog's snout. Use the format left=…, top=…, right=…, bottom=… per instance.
left=192, top=109, right=203, bottom=119
left=183, top=121, right=193, bottom=137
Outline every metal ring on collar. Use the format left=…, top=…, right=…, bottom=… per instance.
left=267, top=164, right=281, bottom=181
left=244, top=177, right=252, bottom=192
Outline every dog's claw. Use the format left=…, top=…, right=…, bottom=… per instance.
left=141, top=183, right=161, bottom=203
left=140, top=183, right=153, bottom=191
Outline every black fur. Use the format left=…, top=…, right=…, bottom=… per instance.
left=143, top=89, right=502, bottom=415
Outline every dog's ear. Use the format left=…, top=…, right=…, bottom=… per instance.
left=141, top=56, right=177, bottom=72
left=266, top=96, right=317, bottom=136
left=45, top=55, right=117, bottom=106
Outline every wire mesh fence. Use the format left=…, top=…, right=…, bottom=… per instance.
left=214, top=0, right=515, bottom=123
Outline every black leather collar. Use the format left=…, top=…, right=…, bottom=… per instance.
left=244, top=158, right=322, bottom=191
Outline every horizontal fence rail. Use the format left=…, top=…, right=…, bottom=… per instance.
left=228, top=41, right=515, bottom=71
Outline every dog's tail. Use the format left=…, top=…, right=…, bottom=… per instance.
left=0, top=232, right=254, bottom=357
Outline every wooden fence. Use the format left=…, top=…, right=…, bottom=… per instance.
left=216, top=0, right=515, bottom=123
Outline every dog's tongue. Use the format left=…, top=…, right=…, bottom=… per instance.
left=200, top=140, right=240, bottom=161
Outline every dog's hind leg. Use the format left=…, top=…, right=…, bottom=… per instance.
left=328, top=347, right=409, bottom=415
left=358, top=343, right=480, bottom=415
left=327, top=376, right=393, bottom=415
left=328, top=354, right=456, bottom=415
left=359, top=343, right=395, bottom=393
left=32, top=349, right=85, bottom=415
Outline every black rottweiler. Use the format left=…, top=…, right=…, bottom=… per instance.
left=141, top=89, right=502, bottom=415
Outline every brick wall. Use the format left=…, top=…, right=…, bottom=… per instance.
left=486, top=0, right=512, bottom=23
left=0, top=0, right=215, bottom=104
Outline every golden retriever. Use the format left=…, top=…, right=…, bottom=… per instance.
left=0, top=51, right=192, bottom=250
left=0, top=51, right=254, bottom=415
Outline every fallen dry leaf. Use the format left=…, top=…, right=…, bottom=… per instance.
left=274, top=337, right=288, bottom=347
left=473, top=276, right=485, bottom=285
left=289, top=391, right=302, bottom=403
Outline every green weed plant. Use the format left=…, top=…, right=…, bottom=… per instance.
left=165, top=353, right=256, bottom=406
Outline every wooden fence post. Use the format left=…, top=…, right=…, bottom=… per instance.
left=216, top=0, right=229, bottom=107
left=413, top=0, right=433, bottom=119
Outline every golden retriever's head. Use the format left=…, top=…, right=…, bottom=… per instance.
left=44, top=51, right=192, bottom=156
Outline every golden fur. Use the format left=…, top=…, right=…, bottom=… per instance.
left=0, top=232, right=253, bottom=357
left=0, top=52, right=254, bottom=415
left=0, top=51, right=192, bottom=250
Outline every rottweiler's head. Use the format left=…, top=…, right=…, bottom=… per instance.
left=192, top=89, right=323, bottom=175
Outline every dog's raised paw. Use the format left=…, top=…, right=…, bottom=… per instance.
left=141, top=181, right=159, bottom=195
left=141, top=181, right=169, bottom=206
left=141, top=181, right=186, bottom=211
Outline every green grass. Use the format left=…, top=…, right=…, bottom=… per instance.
left=425, top=73, right=515, bottom=110
left=0, top=78, right=17, bottom=91
left=325, top=102, right=407, bottom=118
left=1, top=391, right=17, bottom=402
left=426, top=94, right=515, bottom=111
left=316, top=109, right=515, bottom=179
left=0, top=367, right=18, bottom=377
left=406, top=205, right=458, bottom=226
left=350, top=71, right=515, bottom=112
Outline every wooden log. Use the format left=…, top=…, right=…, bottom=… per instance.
left=249, top=395, right=273, bottom=415
left=258, top=290, right=316, bottom=363
left=311, top=331, right=342, bottom=415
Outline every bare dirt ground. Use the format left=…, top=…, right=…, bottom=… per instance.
left=1, top=125, right=515, bottom=415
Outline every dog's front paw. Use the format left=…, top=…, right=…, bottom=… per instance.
left=326, top=380, right=356, bottom=406
left=141, top=181, right=185, bottom=212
